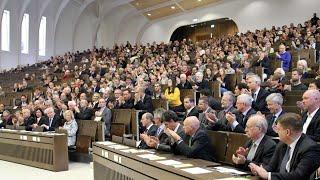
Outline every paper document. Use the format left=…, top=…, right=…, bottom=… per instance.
left=214, top=167, right=248, bottom=175
left=156, top=160, right=182, bottom=166
left=137, top=154, right=166, bottom=160
left=108, top=144, right=130, bottom=150
left=172, top=163, right=193, bottom=168
left=96, top=141, right=116, bottom=146
left=181, top=167, right=212, bottom=174
left=120, top=149, right=153, bottom=154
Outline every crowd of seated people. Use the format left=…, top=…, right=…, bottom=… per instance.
left=0, top=14, right=319, bottom=179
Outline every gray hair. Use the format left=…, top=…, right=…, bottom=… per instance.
left=223, top=91, right=236, bottom=104
left=266, top=93, right=283, bottom=105
left=143, top=112, right=154, bottom=121
left=153, top=108, right=166, bottom=120
left=237, top=94, right=253, bottom=106
left=247, top=74, right=261, bottom=85
left=250, top=114, right=268, bottom=134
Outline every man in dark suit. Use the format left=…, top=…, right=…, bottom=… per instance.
left=95, top=98, right=112, bottom=137
left=249, top=113, right=320, bottom=180
left=22, top=108, right=36, bottom=131
left=167, top=116, right=216, bottom=161
left=147, top=110, right=186, bottom=152
left=42, top=107, right=61, bottom=131
left=75, top=99, right=93, bottom=120
left=232, top=114, right=276, bottom=170
left=207, top=91, right=237, bottom=131
left=91, top=80, right=100, bottom=93
left=183, top=96, right=199, bottom=120
left=139, top=112, right=158, bottom=149
left=193, top=72, right=211, bottom=92
left=119, top=89, right=134, bottom=109
left=15, top=94, right=29, bottom=108
left=301, top=89, right=320, bottom=141
left=197, top=96, right=216, bottom=128
left=266, top=93, right=285, bottom=137
left=177, top=74, right=192, bottom=89
left=134, top=86, right=153, bottom=113
left=247, top=74, right=270, bottom=113
left=226, top=94, right=256, bottom=133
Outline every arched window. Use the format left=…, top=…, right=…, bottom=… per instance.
left=21, top=13, right=29, bottom=54
left=1, top=10, right=10, bottom=51
left=39, top=16, right=46, bottom=56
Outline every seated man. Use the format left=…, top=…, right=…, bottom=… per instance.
left=146, top=110, right=186, bottom=152
left=167, top=116, right=216, bottom=161
left=139, top=112, right=158, bottom=149
left=249, top=113, right=320, bottom=180
left=232, top=114, right=276, bottom=170
left=284, top=69, right=308, bottom=91
left=42, top=107, right=61, bottom=131
left=183, top=96, right=199, bottom=120
left=265, top=93, right=285, bottom=137
left=74, top=99, right=93, bottom=120
left=226, top=94, right=256, bottom=133
left=119, top=89, right=134, bottom=109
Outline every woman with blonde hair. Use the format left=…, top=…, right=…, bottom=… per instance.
left=60, top=110, right=78, bottom=146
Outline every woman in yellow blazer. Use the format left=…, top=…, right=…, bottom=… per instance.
left=164, top=79, right=184, bottom=112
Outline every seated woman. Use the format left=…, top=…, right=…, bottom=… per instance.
left=60, top=110, right=78, bottom=146
left=164, top=79, right=184, bottom=112
left=31, top=108, right=48, bottom=130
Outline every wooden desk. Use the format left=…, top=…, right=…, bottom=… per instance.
left=93, top=142, right=246, bottom=180
left=0, top=129, right=68, bottom=171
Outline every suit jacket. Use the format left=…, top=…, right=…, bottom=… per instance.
left=134, top=95, right=153, bottom=113
left=195, top=80, right=211, bottom=92
left=120, top=98, right=134, bottom=109
left=302, top=109, right=320, bottom=142
left=37, top=117, right=49, bottom=126
left=183, top=107, right=200, bottom=120
left=207, top=106, right=237, bottom=131
left=199, top=107, right=216, bottom=129
left=100, top=107, right=112, bottom=137
left=252, top=88, right=270, bottom=113
left=266, top=110, right=285, bottom=137
left=265, top=134, right=320, bottom=180
left=237, top=135, right=276, bottom=170
left=139, top=124, right=158, bottom=149
left=75, top=107, right=93, bottom=120
left=233, top=108, right=257, bottom=133
left=158, top=124, right=186, bottom=152
left=46, top=114, right=62, bottom=131
left=172, top=128, right=216, bottom=161
left=24, top=116, right=36, bottom=131
left=177, top=81, right=192, bottom=89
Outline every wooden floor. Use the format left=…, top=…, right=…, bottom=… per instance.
left=0, top=160, right=93, bottom=180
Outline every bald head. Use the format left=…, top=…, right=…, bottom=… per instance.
left=302, top=89, right=320, bottom=112
left=183, top=116, right=200, bottom=135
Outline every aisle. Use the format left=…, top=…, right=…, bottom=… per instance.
left=0, top=160, right=93, bottom=180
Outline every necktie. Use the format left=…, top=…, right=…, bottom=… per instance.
left=49, top=118, right=52, bottom=127
left=247, top=143, right=257, bottom=161
left=188, top=137, right=193, bottom=147
left=280, top=146, right=291, bottom=173
left=271, top=115, right=277, bottom=126
left=156, top=128, right=161, bottom=137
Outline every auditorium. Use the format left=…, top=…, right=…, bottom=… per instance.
left=1, top=0, right=320, bottom=179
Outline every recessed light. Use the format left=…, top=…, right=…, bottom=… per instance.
left=193, top=18, right=198, bottom=22
left=147, top=13, right=151, bottom=16
left=171, top=6, right=176, bottom=9
left=198, top=0, right=202, bottom=2
left=211, top=24, right=215, bottom=28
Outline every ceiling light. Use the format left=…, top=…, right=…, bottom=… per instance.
left=193, top=18, right=198, bottom=22
left=211, top=24, right=215, bottom=28
left=171, top=6, right=176, bottom=9
left=198, top=0, right=202, bottom=2
left=147, top=13, right=151, bottom=16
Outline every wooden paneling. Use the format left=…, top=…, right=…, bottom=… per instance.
left=179, top=0, right=221, bottom=10
left=131, top=0, right=171, bottom=10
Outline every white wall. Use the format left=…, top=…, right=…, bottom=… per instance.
left=54, top=1, right=79, bottom=55
left=73, top=3, right=98, bottom=51
left=138, top=0, right=320, bottom=43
